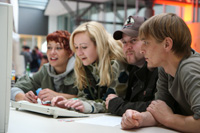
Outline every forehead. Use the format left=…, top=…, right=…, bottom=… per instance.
left=47, top=41, right=62, bottom=46
left=122, top=34, right=137, bottom=40
left=74, top=33, right=93, bottom=45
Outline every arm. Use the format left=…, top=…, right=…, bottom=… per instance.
left=11, top=87, right=38, bottom=103
left=15, top=93, right=25, bottom=101
left=15, top=91, right=37, bottom=103
left=12, top=66, right=48, bottom=101
left=166, top=115, right=200, bottom=132
left=155, top=67, right=177, bottom=111
left=150, top=61, right=200, bottom=132
left=147, top=100, right=200, bottom=132
left=14, top=67, right=45, bottom=94
left=108, top=97, right=151, bottom=116
left=163, top=60, right=200, bottom=132
left=38, top=88, right=77, bottom=102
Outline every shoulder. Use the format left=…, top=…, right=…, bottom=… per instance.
left=40, top=63, right=49, bottom=71
left=177, top=52, right=200, bottom=83
left=36, top=63, right=49, bottom=76
left=64, top=69, right=76, bottom=85
left=179, top=52, right=200, bottom=73
left=111, top=60, right=127, bottom=72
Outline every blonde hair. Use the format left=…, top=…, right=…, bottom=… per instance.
left=139, top=13, right=191, bottom=58
left=70, top=21, right=125, bottom=90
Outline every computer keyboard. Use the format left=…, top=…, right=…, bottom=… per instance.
left=11, top=101, right=89, bottom=118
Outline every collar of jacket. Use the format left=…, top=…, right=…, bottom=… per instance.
left=131, top=62, right=156, bottom=82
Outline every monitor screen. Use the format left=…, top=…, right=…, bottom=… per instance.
left=0, top=2, right=13, bottom=133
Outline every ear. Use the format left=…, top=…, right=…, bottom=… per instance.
left=164, top=37, right=173, bottom=52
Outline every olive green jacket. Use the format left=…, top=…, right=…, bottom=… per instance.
left=11, top=56, right=78, bottom=100
left=77, top=60, right=128, bottom=113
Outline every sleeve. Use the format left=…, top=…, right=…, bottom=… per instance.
left=155, top=67, right=177, bottom=111
left=77, top=90, right=106, bottom=113
left=10, top=87, right=24, bottom=101
left=180, top=62, right=200, bottom=120
left=108, top=60, right=128, bottom=98
left=14, top=66, right=45, bottom=95
left=108, top=97, right=151, bottom=116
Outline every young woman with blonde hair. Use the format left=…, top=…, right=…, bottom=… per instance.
left=52, top=21, right=128, bottom=113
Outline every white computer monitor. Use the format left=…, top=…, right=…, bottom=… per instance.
left=0, top=2, right=13, bottom=133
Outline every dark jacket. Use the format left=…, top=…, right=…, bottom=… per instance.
left=108, top=62, right=158, bottom=116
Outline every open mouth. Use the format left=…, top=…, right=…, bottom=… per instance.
left=81, top=57, right=87, bottom=61
left=50, top=57, right=58, bottom=61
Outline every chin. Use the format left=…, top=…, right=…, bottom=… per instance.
left=147, top=63, right=156, bottom=68
left=127, top=59, right=136, bottom=65
left=82, top=62, right=90, bottom=66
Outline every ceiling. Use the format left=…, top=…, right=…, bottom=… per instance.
left=44, top=0, right=142, bottom=16
left=18, top=0, right=48, bottom=10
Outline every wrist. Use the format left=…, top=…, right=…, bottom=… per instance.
left=15, top=93, right=25, bottom=101
left=82, top=101, right=93, bottom=113
left=163, top=114, right=174, bottom=127
left=142, top=111, right=158, bottom=127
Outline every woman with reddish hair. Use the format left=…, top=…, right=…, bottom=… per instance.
left=11, top=30, right=78, bottom=103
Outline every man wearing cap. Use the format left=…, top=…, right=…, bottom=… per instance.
left=105, top=16, right=158, bottom=116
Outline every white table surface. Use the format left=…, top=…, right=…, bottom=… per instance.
left=8, top=107, right=178, bottom=133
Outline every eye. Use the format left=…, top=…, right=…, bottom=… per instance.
left=56, top=47, right=62, bottom=50
left=47, top=46, right=52, bottom=50
left=130, top=39, right=137, bottom=43
left=74, top=46, right=78, bottom=50
left=122, top=41, right=126, bottom=45
left=121, top=40, right=126, bottom=45
left=82, top=46, right=87, bottom=49
left=143, top=41, right=148, bottom=45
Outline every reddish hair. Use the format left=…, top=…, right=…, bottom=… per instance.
left=46, top=30, right=72, bottom=53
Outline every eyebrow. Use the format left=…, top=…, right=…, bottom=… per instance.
left=74, top=43, right=88, bottom=46
left=121, top=37, right=137, bottom=41
left=140, top=38, right=146, bottom=41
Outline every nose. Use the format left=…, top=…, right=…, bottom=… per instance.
left=50, top=48, right=56, bottom=54
left=125, top=42, right=133, bottom=50
left=140, top=43, right=145, bottom=54
left=76, top=47, right=83, bottom=56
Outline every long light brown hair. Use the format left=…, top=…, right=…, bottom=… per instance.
left=70, top=21, right=125, bottom=90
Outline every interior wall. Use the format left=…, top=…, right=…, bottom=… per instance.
left=18, top=7, right=48, bottom=35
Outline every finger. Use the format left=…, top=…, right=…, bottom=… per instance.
left=24, top=96, right=32, bottom=103
left=105, top=103, right=108, bottom=109
left=39, top=93, right=49, bottom=101
left=25, top=95, right=37, bottom=103
left=75, top=105, right=84, bottom=112
left=42, top=95, right=53, bottom=102
left=71, top=101, right=82, bottom=108
left=27, top=91, right=36, bottom=98
left=51, top=97, right=58, bottom=106
left=28, top=91, right=35, bottom=95
left=106, top=95, right=112, bottom=101
left=38, top=89, right=49, bottom=97
left=26, top=93, right=37, bottom=103
left=57, top=99, right=68, bottom=105
left=121, top=117, right=132, bottom=129
left=65, top=100, right=77, bottom=108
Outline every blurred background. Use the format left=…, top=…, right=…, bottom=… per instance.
left=1, top=0, right=200, bottom=76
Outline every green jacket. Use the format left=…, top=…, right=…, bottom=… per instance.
left=11, top=56, right=78, bottom=100
left=77, top=60, right=128, bottom=113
